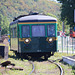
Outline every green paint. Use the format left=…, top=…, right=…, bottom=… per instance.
left=9, top=21, right=57, bottom=53
left=18, top=23, right=57, bottom=38
left=10, top=23, right=57, bottom=38
left=19, top=25, right=22, bottom=38
left=45, top=24, right=47, bottom=37
left=55, top=23, right=57, bottom=37
left=30, top=25, right=32, bottom=37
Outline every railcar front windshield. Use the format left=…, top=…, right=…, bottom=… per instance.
left=32, top=25, right=45, bottom=37
left=47, top=25, right=55, bottom=37
left=22, top=25, right=30, bottom=37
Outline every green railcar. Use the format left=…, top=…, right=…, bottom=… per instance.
left=9, top=14, right=57, bottom=57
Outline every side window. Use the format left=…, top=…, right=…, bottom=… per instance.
left=22, top=25, right=30, bottom=37
left=47, top=25, right=55, bottom=37
left=14, top=27, right=17, bottom=38
left=10, top=27, right=17, bottom=38
left=11, top=28, right=13, bottom=38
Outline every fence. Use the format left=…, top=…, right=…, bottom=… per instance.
left=58, top=36, right=75, bottom=54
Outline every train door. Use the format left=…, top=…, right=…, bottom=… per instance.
left=31, top=25, right=46, bottom=52
left=10, top=26, right=18, bottom=51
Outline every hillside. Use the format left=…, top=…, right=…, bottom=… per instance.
left=0, top=0, right=61, bottom=22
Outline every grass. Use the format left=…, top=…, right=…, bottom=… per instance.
left=49, top=52, right=74, bottom=61
left=31, top=61, right=59, bottom=75
left=49, top=52, right=75, bottom=75
left=0, top=51, right=32, bottom=75
left=0, top=73, right=2, bottom=75
left=0, top=51, right=75, bottom=75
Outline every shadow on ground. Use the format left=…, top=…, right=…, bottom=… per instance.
left=8, top=51, right=50, bottom=62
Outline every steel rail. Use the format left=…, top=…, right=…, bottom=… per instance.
left=28, top=61, right=35, bottom=75
left=48, top=60, right=64, bottom=75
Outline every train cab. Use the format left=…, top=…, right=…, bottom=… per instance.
left=9, top=13, right=57, bottom=57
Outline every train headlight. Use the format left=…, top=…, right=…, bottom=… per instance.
left=24, top=38, right=31, bottom=44
left=25, top=39, right=29, bottom=43
left=49, top=38, right=53, bottom=42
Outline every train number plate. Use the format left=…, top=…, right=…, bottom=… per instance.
left=37, top=50, right=41, bottom=52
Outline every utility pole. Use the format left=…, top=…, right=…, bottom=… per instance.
left=62, top=21, right=64, bottom=52
left=74, top=9, right=75, bottom=23
left=62, top=21, right=65, bottom=33
left=74, top=9, right=75, bottom=31
left=0, top=24, right=1, bottom=38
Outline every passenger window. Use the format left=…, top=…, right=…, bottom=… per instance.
left=10, top=27, right=17, bottom=38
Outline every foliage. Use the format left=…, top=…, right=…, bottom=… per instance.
left=47, top=13, right=63, bottom=32
left=57, top=0, right=75, bottom=29
left=0, top=0, right=61, bottom=22
left=57, top=18, right=62, bottom=31
left=0, top=14, right=9, bottom=35
left=47, top=13, right=57, bottom=18
left=0, top=14, right=3, bottom=25
left=0, top=0, right=62, bottom=35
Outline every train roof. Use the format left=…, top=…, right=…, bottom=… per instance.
left=10, top=14, right=57, bottom=25
left=18, top=15, right=57, bottom=21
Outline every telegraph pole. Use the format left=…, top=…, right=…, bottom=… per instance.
left=74, top=9, right=75, bottom=31
left=72, top=9, right=75, bottom=53
left=74, top=9, right=75, bottom=23
left=62, top=22, right=65, bottom=33
left=62, top=21, right=64, bottom=52
left=0, top=24, right=1, bottom=38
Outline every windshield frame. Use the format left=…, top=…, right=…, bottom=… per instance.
left=47, top=24, right=55, bottom=37
left=32, top=25, right=45, bottom=37
left=22, top=25, right=30, bottom=38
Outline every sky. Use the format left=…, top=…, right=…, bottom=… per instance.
left=47, top=0, right=59, bottom=3
left=54, top=0, right=58, bottom=2
left=54, top=0, right=57, bottom=1
left=50, top=0, right=58, bottom=3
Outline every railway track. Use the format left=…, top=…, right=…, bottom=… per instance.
left=48, top=60, right=64, bottom=75
left=28, top=61, right=35, bottom=75
left=28, top=60, right=64, bottom=75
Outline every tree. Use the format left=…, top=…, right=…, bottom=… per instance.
left=57, top=0, right=75, bottom=29
left=0, top=14, right=3, bottom=25
left=0, top=14, right=9, bottom=35
left=47, top=13, right=57, bottom=18
left=2, top=16, right=9, bottom=35
left=47, top=13, right=63, bottom=31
